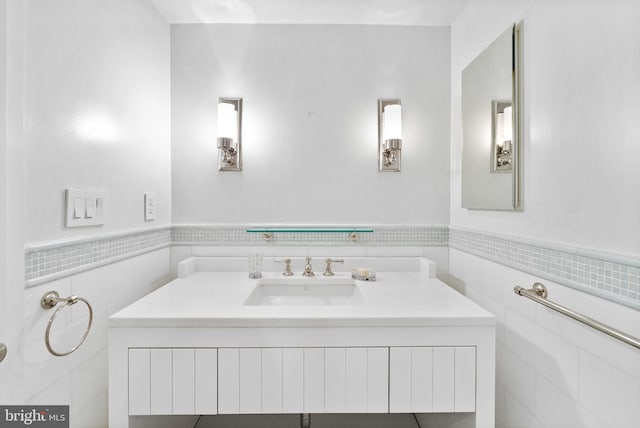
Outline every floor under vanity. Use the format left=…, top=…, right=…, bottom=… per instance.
left=109, top=257, right=496, bottom=428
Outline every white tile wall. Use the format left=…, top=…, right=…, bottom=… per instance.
left=450, top=227, right=640, bottom=310
left=21, top=225, right=639, bottom=428
left=21, top=248, right=172, bottom=428
left=449, top=248, right=640, bottom=428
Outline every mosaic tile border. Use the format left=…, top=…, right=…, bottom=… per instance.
left=24, top=224, right=640, bottom=312
left=171, top=224, right=450, bottom=246
left=449, top=227, right=640, bottom=311
left=24, top=227, right=172, bottom=287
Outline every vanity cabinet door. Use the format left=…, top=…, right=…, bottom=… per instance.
left=129, top=349, right=151, bottom=415
left=217, top=347, right=388, bottom=414
left=219, top=347, right=306, bottom=414
left=389, top=346, right=476, bottom=413
left=128, top=348, right=218, bottom=416
left=320, top=347, right=389, bottom=413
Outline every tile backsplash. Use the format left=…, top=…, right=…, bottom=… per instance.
left=23, top=224, right=640, bottom=310
left=449, top=227, right=640, bottom=310
left=25, top=227, right=172, bottom=287
left=172, top=224, right=449, bottom=246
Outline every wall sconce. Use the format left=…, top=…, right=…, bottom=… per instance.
left=378, top=99, right=402, bottom=172
left=491, top=100, right=513, bottom=172
left=217, top=97, right=242, bottom=171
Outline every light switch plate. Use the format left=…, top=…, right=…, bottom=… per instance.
left=144, top=192, right=156, bottom=221
left=65, top=189, right=105, bottom=228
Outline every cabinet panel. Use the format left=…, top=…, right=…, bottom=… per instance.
left=367, top=347, right=389, bottom=412
left=454, top=347, right=476, bottom=412
left=411, top=347, right=433, bottom=412
left=345, top=348, right=367, bottom=412
left=389, top=346, right=476, bottom=414
left=303, top=348, right=325, bottom=413
left=389, top=347, right=412, bottom=412
left=282, top=348, right=304, bottom=413
left=195, top=349, right=218, bottom=414
left=173, top=349, right=195, bottom=414
left=150, top=349, right=172, bottom=415
left=325, top=348, right=347, bottom=412
left=128, top=349, right=151, bottom=415
left=239, top=348, right=262, bottom=413
left=261, top=348, right=283, bottom=413
left=218, top=348, right=240, bottom=413
left=433, top=347, right=455, bottom=412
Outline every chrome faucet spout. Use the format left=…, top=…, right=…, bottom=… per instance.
left=302, top=257, right=315, bottom=277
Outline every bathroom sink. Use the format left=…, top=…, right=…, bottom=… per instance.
left=244, top=277, right=364, bottom=306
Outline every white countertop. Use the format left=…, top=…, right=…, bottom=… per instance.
left=110, top=270, right=496, bottom=328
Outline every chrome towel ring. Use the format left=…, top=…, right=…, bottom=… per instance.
left=41, top=291, right=93, bottom=357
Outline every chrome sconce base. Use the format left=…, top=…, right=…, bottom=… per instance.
left=217, top=98, right=243, bottom=171
left=378, top=99, right=402, bottom=172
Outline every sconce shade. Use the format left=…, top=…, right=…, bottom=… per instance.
left=383, top=104, right=403, bottom=144
left=217, top=102, right=238, bottom=147
left=495, top=112, right=504, bottom=147
left=502, top=105, right=513, bottom=142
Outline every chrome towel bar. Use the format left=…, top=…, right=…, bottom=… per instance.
left=514, top=283, right=640, bottom=350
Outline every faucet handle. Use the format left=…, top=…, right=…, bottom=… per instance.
left=274, top=258, right=294, bottom=276
left=323, top=258, right=344, bottom=276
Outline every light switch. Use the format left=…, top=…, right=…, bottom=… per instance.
left=73, top=198, right=83, bottom=219
left=144, top=193, right=156, bottom=221
left=65, top=188, right=105, bottom=228
left=85, top=197, right=96, bottom=218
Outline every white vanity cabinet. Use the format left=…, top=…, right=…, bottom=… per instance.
left=109, top=258, right=496, bottom=428
left=125, top=345, right=479, bottom=417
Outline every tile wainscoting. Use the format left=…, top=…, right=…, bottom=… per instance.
left=23, top=224, right=640, bottom=310
left=449, top=227, right=640, bottom=311
left=24, top=227, right=172, bottom=287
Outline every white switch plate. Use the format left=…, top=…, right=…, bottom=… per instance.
left=65, top=189, right=105, bottom=228
left=144, top=192, right=156, bottom=221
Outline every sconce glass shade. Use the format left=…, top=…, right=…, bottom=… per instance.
left=383, top=104, right=403, bottom=144
left=495, top=112, right=505, bottom=147
left=217, top=102, right=238, bottom=147
left=502, top=105, right=513, bottom=142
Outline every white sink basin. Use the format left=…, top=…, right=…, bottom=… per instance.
left=244, top=277, right=364, bottom=306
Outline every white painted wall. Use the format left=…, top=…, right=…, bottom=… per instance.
left=451, top=0, right=640, bottom=257
left=171, top=24, right=450, bottom=225
left=0, top=0, right=9, bottom=403
left=450, top=1, right=640, bottom=426
left=4, top=0, right=173, bottom=425
left=2, top=0, right=28, bottom=405
left=23, top=0, right=172, bottom=244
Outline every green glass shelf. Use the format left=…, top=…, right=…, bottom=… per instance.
left=246, top=228, right=374, bottom=233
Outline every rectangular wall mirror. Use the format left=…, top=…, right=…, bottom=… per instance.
left=461, top=24, right=521, bottom=210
